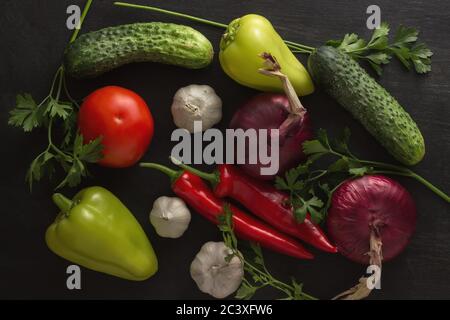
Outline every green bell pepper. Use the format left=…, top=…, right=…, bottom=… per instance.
left=46, top=186, right=158, bottom=281
left=219, top=14, right=315, bottom=96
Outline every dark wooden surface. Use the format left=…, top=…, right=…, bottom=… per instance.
left=0, top=0, right=449, bottom=299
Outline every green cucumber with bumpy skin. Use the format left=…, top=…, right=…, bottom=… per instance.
left=308, top=46, right=425, bottom=166
left=64, top=22, right=214, bottom=79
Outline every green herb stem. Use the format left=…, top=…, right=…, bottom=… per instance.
left=219, top=206, right=316, bottom=300
left=49, top=67, right=64, bottom=99
left=54, top=68, right=64, bottom=101
left=62, top=76, right=79, bottom=108
left=238, top=250, right=315, bottom=300
left=373, top=170, right=450, bottom=202
left=325, top=148, right=449, bottom=202
left=113, top=2, right=313, bottom=54
left=409, top=172, right=450, bottom=203
left=308, top=170, right=328, bottom=181
left=114, top=2, right=228, bottom=28
left=283, top=40, right=315, bottom=52
left=358, top=159, right=412, bottom=173
left=70, top=0, right=94, bottom=43
left=13, top=0, right=97, bottom=190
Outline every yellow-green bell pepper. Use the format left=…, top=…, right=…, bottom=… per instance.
left=219, top=14, right=314, bottom=96
left=45, top=186, right=158, bottom=281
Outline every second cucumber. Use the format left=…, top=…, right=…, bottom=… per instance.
left=308, top=46, right=425, bottom=166
left=65, top=22, right=214, bottom=78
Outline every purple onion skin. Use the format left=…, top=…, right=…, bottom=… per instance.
left=229, top=93, right=313, bottom=180
left=327, top=175, right=417, bottom=264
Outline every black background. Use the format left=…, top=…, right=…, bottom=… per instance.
left=0, top=0, right=449, bottom=300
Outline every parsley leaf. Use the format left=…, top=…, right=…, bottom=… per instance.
left=410, top=43, right=433, bottom=73
left=294, top=196, right=324, bottom=223
left=45, top=98, right=72, bottom=120
left=328, top=22, right=432, bottom=75
left=61, top=110, right=77, bottom=148
left=8, top=0, right=96, bottom=191
left=332, top=127, right=352, bottom=155
left=278, top=127, right=450, bottom=222
left=303, top=139, right=329, bottom=155
left=26, top=151, right=55, bottom=191
left=10, top=68, right=103, bottom=190
left=328, top=158, right=350, bottom=172
left=218, top=206, right=316, bottom=300
left=349, top=166, right=372, bottom=176
left=392, top=25, right=418, bottom=45
left=368, top=22, right=390, bottom=49
left=74, top=133, right=104, bottom=163
left=235, top=282, right=257, bottom=300
left=338, top=33, right=366, bottom=51
left=55, top=133, right=103, bottom=190
left=8, top=94, right=45, bottom=132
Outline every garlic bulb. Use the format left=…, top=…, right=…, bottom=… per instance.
left=190, top=242, right=243, bottom=299
left=150, top=196, right=191, bottom=238
left=171, top=84, right=222, bottom=133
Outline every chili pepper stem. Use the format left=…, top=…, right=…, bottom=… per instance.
left=52, top=193, right=74, bottom=216
left=140, top=163, right=180, bottom=183
left=170, top=157, right=219, bottom=185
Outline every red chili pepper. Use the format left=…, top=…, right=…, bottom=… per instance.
left=141, top=163, right=313, bottom=260
left=174, top=162, right=337, bottom=253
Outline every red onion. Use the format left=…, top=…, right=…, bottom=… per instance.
left=229, top=54, right=313, bottom=179
left=328, top=175, right=416, bottom=264
left=328, top=175, right=416, bottom=299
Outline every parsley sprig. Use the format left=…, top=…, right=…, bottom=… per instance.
left=276, top=128, right=450, bottom=223
left=218, top=205, right=316, bottom=300
left=8, top=0, right=102, bottom=190
left=326, top=22, right=433, bottom=75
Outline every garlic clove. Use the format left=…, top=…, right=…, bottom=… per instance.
left=150, top=196, right=191, bottom=238
left=190, top=242, right=244, bottom=299
left=171, top=84, right=222, bottom=133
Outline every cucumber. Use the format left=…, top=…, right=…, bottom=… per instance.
left=64, top=22, right=214, bottom=79
left=308, top=46, right=425, bottom=166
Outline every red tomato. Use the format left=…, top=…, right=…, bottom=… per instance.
left=78, top=86, right=154, bottom=168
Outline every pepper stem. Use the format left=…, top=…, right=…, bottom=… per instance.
left=169, top=157, right=219, bottom=185
left=52, top=193, right=74, bottom=216
left=258, top=53, right=307, bottom=140
left=258, top=53, right=306, bottom=116
left=140, top=162, right=181, bottom=183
